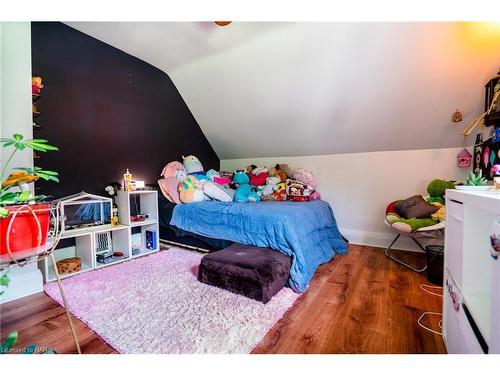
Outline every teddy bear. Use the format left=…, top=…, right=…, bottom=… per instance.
left=259, top=176, right=281, bottom=197
left=233, top=170, right=261, bottom=203
left=249, top=166, right=269, bottom=186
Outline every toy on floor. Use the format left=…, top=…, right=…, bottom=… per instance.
left=233, top=170, right=261, bottom=202
left=259, top=176, right=281, bottom=197
left=183, top=155, right=204, bottom=174
left=179, top=175, right=205, bottom=203
left=249, top=167, right=269, bottom=186
left=426, top=179, right=455, bottom=205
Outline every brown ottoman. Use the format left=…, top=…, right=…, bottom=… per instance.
left=198, top=243, right=292, bottom=303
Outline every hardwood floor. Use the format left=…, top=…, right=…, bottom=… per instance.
left=0, top=244, right=445, bottom=354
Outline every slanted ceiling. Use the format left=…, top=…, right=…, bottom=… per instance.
left=66, top=22, right=500, bottom=159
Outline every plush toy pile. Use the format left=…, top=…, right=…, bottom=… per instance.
left=158, top=156, right=322, bottom=204
left=385, top=179, right=455, bottom=233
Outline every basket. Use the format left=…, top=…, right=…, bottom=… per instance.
left=56, top=257, right=81, bottom=275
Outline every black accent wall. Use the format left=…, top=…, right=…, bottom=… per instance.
left=31, top=22, right=219, bottom=198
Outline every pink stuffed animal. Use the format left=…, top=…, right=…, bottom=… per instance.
left=161, top=161, right=186, bottom=180
left=293, top=168, right=321, bottom=200
left=293, top=168, right=317, bottom=189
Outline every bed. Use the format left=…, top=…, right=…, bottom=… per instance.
left=161, top=197, right=348, bottom=293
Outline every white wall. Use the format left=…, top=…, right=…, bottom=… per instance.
left=0, top=22, right=43, bottom=304
left=1, top=22, right=33, bottom=175
left=221, top=147, right=469, bottom=251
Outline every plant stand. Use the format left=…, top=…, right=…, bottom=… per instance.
left=1, top=203, right=81, bottom=354
left=49, top=252, right=81, bottom=354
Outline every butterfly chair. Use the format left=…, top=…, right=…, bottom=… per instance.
left=384, top=201, right=445, bottom=273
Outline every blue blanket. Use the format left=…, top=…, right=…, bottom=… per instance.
left=170, top=200, right=348, bottom=292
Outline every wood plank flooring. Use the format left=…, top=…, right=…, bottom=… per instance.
left=0, top=245, right=445, bottom=354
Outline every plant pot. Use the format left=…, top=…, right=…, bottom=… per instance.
left=0, top=203, right=51, bottom=258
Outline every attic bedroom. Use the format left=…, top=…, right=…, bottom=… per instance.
left=1, top=3, right=500, bottom=367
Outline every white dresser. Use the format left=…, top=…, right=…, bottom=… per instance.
left=443, top=189, right=500, bottom=354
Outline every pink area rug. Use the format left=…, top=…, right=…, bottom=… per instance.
left=44, top=247, right=299, bottom=354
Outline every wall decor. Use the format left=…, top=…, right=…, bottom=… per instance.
left=457, top=148, right=472, bottom=168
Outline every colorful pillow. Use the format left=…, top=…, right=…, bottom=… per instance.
left=395, top=195, right=439, bottom=219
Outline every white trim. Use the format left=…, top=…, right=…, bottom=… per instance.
left=341, top=228, right=431, bottom=253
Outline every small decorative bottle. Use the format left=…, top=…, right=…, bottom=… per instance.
left=111, top=204, right=119, bottom=227
left=123, top=169, right=133, bottom=192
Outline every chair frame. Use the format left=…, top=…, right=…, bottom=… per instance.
left=384, top=221, right=444, bottom=273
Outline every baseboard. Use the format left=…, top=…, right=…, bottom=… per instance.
left=340, top=228, right=432, bottom=252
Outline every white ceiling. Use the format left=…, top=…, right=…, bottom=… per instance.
left=66, top=22, right=500, bottom=159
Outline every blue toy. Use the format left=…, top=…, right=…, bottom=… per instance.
left=233, top=170, right=261, bottom=203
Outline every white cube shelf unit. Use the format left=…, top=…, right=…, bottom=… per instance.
left=39, top=190, right=159, bottom=282
left=116, top=190, right=160, bottom=258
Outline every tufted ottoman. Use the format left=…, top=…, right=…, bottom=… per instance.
left=198, top=243, right=292, bottom=304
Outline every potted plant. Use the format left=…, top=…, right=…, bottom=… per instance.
left=0, top=133, right=59, bottom=258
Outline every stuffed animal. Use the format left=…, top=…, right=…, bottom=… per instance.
left=182, top=155, right=204, bottom=174
left=426, top=179, right=455, bottom=205
left=233, top=170, right=261, bottom=202
left=32, top=77, right=44, bottom=95
left=286, top=178, right=315, bottom=202
left=158, top=177, right=182, bottom=204
left=161, top=161, right=186, bottom=180
left=203, top=180, right=234, bottom=202
left=431, top=202, right=445, bottom=222
left=178, top=175, right=205, bottom=203
left=206, top=169, right=220, bottom=181
left=249, top=166, right=269, bottom=186
left=259, top=176, right=281, bottom=197
left=293, top=168, right=317, bottom=189
left=385, top=200, right=439, bottom=233
left=246, top=165, right=257, bottom=174
left=262, top=182, right=287, bottom=201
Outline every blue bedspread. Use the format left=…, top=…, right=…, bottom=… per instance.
left=170, top=200, right=348, bottom=292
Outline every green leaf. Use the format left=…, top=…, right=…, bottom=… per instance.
left=34, top=195, right=48, bottom=202
left=0, top=192, right=19, bottom=205
left=14, top=143, right=26, bottom=151
left=13, top=134, right=23, bottom=141
left=0, top=272, right=9, bottom=287
left=0, top=331, right=18, bottom=353
left=17, top=191, right=32, bottom=202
